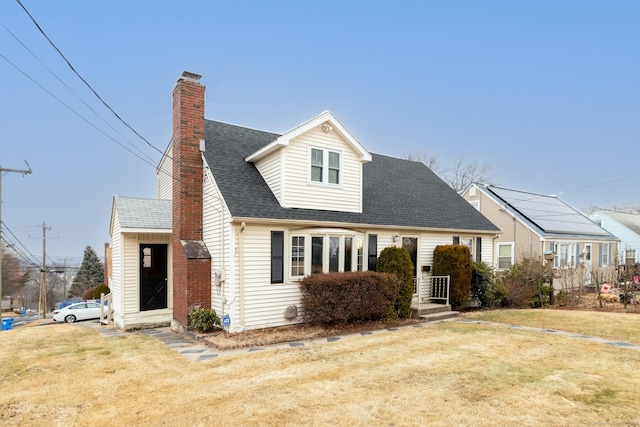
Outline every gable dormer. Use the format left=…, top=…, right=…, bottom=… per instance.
left=245, top=111, right=371, bottom=213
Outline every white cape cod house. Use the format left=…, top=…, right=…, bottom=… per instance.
left=108, top=71, right=500, bottom=332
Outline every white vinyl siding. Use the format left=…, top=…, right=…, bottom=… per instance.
left=238, top=225, right=302, bottom=330
left=254, top=148, right=283, bottom=203
left=202, top=170, right=233, bottom=319
left=222, top=225, right=497, bottom=332
left=283, top=127, right=362, bottom=213
left=110, top=212, right=122, bottom=318
left=156, top=146, right=173, bottom=200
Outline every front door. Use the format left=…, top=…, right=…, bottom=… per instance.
left=140, top=244, right=168, bottom=311
left=402, top=237, right=418, bottom=294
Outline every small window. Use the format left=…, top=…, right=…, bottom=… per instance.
left=328, top=152, right=340, bottom=184
left=329, top=236, right=340, bottom=272
left=143, top=247, right=152, bottom=268
left=626, top=249, right=637, bottom=265
left=344, top=237, right=353, bottom=272
left=312, top=237, right=324, bottom=273
left=469, top=200, right=480, bottom=211
left=310, top=149, right=323, bottom=182
left=497, top=243, right=514, bottom=269
left=356, top=237, right=364, bottom=271
left=600, top=243, right=611, bottom=267
left=291, top=236, right=305, bottom=276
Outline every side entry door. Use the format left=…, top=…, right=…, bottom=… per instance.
left=140, top=244, right=168, bottom=311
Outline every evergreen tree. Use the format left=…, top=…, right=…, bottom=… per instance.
left=377, top=246, right=415, bottom=319
left=69, top=246, right=104, bottom=298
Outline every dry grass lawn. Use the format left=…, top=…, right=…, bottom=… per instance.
left=1, top=311, right=640, bottom=426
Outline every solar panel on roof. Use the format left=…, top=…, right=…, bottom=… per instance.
left=489, top=187, right=608, bottom=236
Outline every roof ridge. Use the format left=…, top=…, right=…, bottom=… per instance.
left=205, top=118, right=281, bottom=136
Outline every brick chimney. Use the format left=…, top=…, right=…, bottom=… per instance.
left=172, top=71, right=211, bottom=327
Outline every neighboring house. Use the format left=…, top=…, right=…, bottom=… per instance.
left=462, top=184, right=619, bottom=289
left=109, top=71, right=500, bottom=332
left=588, top=210, right=640, bottom=267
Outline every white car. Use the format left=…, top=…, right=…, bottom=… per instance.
left=53, top=301, right=101, bottom=323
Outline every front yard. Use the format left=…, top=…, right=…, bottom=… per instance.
left=1, top=309, right=640, bottom=426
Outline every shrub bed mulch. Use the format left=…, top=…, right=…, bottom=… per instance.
left=202, top=318, right=424, bottom=351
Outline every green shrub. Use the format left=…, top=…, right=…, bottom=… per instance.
left=471, top=262, right=504, bottom=309
left=93, top=283, right=110, bottom=299
left=299, top=271, right=400, bottom=326
left=433, top=245, right=472, bottom=309
left=188, top=308, right=221, bottom=333
left=498, top=257, right=552, bottom=308
left=376, top=246, right=415, bottom=319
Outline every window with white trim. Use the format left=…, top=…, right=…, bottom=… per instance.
left=291, top=236, right=305, bottom=277
left=497, top=243, right=514, bottom=270
left=286, top=231, right=366, bottom=279
left=555, top=242, right=577, bottom=268
left=356, top=237, right=364, bottom=271
left=600, top=243, right=611, bottom=267
left=626, top=248, right=637, bottom=265
left=309, top=147, right=341, bottom=185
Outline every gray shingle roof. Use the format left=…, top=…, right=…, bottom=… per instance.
left=113, top=196, right=172, bottom=230
left=601, top=211, right=640, bottom=236
left=203, top=120, right=499, bottom=232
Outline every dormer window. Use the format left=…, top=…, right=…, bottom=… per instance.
left=310, top=147, right=341, bottom=185
left=328, top=152, right=340, bottom=184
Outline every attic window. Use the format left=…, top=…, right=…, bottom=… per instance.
left=309, top=147, right=341, bottom=185
left=311, top=148, right=323, bottom=182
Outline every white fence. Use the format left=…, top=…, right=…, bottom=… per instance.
left=415, top=275, right=450, bottom=309
left=100, top=293, right=113, bottom=325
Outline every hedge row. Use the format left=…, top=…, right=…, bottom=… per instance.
left=299, top=271, right=400, bottom=326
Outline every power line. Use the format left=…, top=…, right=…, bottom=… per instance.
left=1, top=223, right=39, bottom=266
left=0, top=21, right=157, bottom=166
left=15, top=0, right=166, bottom=158
left=0, top=52, right=158, bottom=169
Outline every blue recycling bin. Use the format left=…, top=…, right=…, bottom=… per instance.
left=1, top=317, right=14, bottom=331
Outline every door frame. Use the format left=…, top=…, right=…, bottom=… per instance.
left=139, top=243, right=169, bottom=312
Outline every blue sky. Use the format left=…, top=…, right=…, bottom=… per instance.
left=1, top=0, right=639, bottom=264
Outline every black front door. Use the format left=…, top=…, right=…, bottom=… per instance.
left=140, top=244, right=168, bottom=311
left=402, top=237, right=418, bottom=293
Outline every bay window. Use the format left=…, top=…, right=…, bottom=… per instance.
left=279, top=230, right=367, bottom=280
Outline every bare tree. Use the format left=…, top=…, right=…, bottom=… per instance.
left=404, top=150, right=495, bottom=192
left=404, top=149, right=442, bottom=175
left=441, top=159, right=495, bottom=192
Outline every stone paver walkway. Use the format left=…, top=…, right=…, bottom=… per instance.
left=81, top=318, right=640, bottom=361
left=459, top=319, right=640, bottom=351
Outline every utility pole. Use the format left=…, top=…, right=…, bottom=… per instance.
left=0, top=164, right=32, bottom=318
left=40, top=222, right=50, bottom=319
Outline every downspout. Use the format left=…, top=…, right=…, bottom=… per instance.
left=220, top=204, right=226, bottom=317
left=239, top=221, right=245, bottom=328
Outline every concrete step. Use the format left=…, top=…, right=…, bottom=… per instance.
left=419, top=311, right=459, bottom=323
left=411, top=303, right=452, bottom=317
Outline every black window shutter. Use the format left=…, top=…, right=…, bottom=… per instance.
left=271, top=231, right=284, bottom=283
left=368, top=234, right=378, bottom=272
left=453, top=236, right=460, bottom=245
left=476, top=237, right=482, bottom=263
